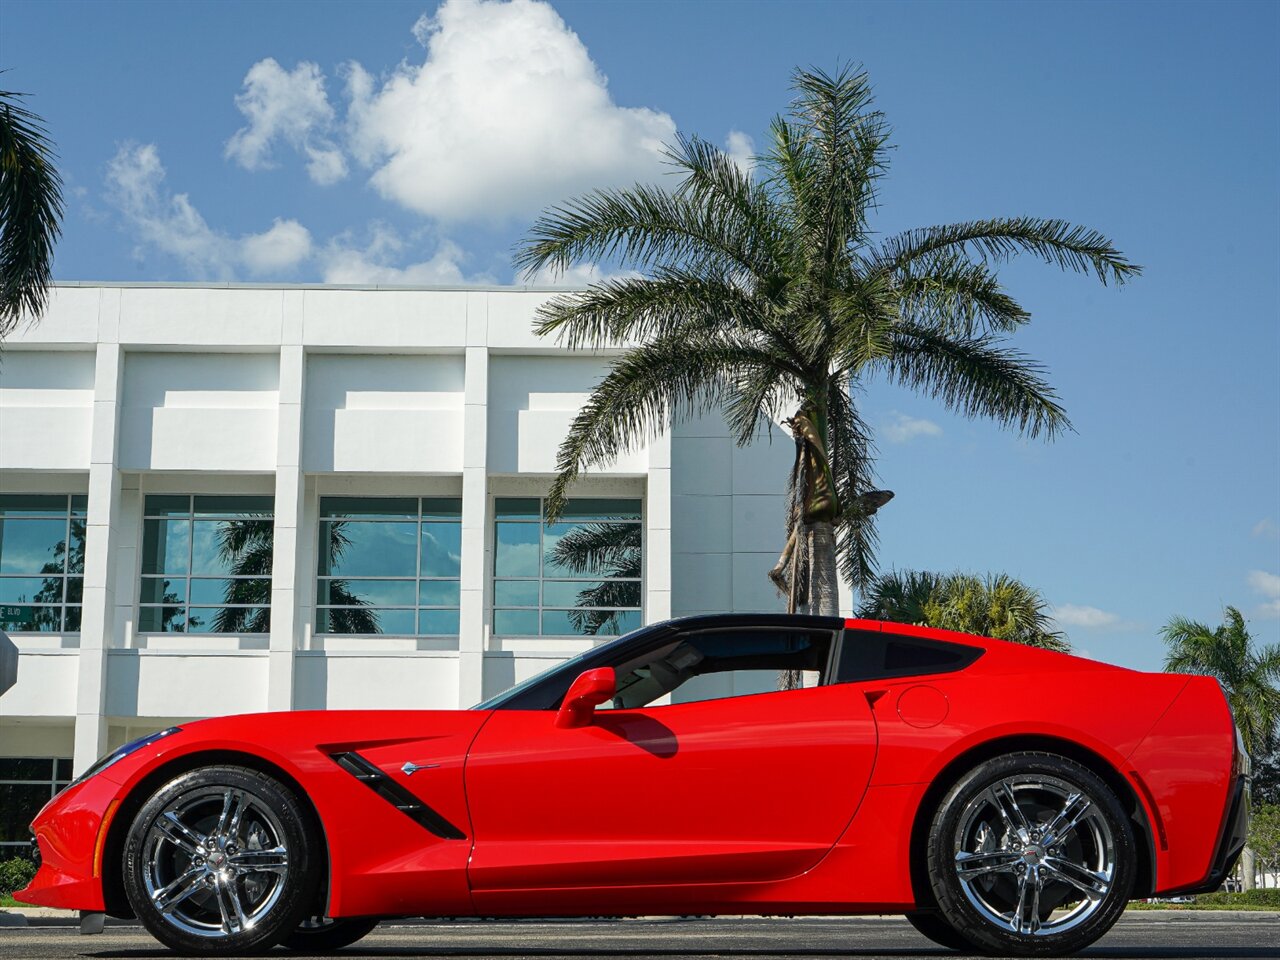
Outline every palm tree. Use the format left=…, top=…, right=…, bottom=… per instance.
left=860, top=569, right=1069, bottom=652
left=517, top=65, right=1139, bottom=617
left=1, top=88, right=64, bottom=336
left=1162, top=606, right=1280, bottom=889
left=546, top=520, right=642, bottom=635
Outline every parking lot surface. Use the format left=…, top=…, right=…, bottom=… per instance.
left=2, top=914, right=1278, bottom=959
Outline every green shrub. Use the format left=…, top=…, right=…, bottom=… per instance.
left=1196, top=889, right=1280, bottom=907
left=0, top=858, right=36, bottom=897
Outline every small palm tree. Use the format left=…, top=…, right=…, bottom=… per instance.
left=1161, top=606, right=1280, bottom=759
left=1, top=88, right=63, bottom=335
left=1163, top=606, right=1280, bottom=891
left=860, top=569, right=1069, bottom=652
left=517, top=65, right=1139, bottom=617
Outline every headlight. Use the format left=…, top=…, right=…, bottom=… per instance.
left=72, top=727, right=181, bottom=785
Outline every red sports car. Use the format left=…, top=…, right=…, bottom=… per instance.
left=17, top=615, right=1249, bottom=956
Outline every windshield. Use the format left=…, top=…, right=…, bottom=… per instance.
left=472, top=621, right=672, bottom=710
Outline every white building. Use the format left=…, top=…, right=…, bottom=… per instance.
left=0, top=282, right=831, bottom=853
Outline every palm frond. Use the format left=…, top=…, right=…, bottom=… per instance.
left=877, top=217, right=1140, bottom=286
left=895, top=253, right=1031, bottom=335
left=0, top=89, right=64, bottom=333
left=883, top=324, right=1072, bottom=439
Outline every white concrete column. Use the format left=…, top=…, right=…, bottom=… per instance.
left=73, top=331, right=124, bottom=774
left=457, top=337, right=489, bottom=707
left=645, top=429, right=672, bottom=624
left=268, top=322, right=306, bottom=711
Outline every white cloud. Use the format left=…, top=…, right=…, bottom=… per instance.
left=1248, top=569, right=1280, bottom=617
left=1052, top=604, right=1121, bottom=630
left=318, top=223, right=479, bottom=285
left=521, top=261, right=640, bottom=287
left=226, top=58, right=347, bottom=185
left=1253, top=518, right=1280, bottom=540
left=105, top=143, right=312, bottom=278
left=883, top=411, right=943, bottom=444
left=724, top=130, right=755, bottom=173
left=345, top=0, right=677, bottom=221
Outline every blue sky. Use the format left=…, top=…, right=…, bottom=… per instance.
left=5, top=0, right=1278, bottom=669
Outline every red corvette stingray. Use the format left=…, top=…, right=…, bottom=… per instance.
left=18, top=615, right=1249, bottom=956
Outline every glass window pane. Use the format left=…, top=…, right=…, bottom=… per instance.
left=320, top=578, right=416, bottom=607
left=543, top=608, right=640, bottom=637
left=139, top=577, right=184, bottom=605
left=70, top=496, right=87, bottom=516
left=64, top=577, right=82, bottom=605
left=0, top=577, right=57, bottom=604
left=0, top=518, right=68, bottom=575
left=317, top=606, right=388, bottom=635
left=0, top=495, right=67, bottom=517
left=555, top=498, right=642, bottom=521
left=187, top=607, right=270, bottom=634
left=418, top=609, right=460, bottom=635
left=543, top=522, right=642, bottom=578
left=494, top=608, right=540, bottom=636
left=140, top=518, right=190, bottom=575
left=420, top=524, right=461, bottom=577
left=67, top=520, right=86, bottom=575
left=55, top=759, right=72, bottom=780
left=495, top=498, right=540, bottom=520
left=418, top=580, right=460, bottom=607
left=421, top=498, right=462, bottom=520
left=143, top=495, right=191, bottom=517
left=542, top=579, right=642, bottom=609
left=0, top=785, right=52, bottom=842
left=192, top=519, right=273, bottom=576
left=193, top=495, right=273, bottom=517
left=63, top=606, right=81, bottom=632
left=359, top=607, right=415, bottom=635
left=138, top=605, right=186, bottom=632
left=320, top=497, right=417, bottom=520
left=319, top=520, right=417, bottom=578
left=189, top=578, right=272, bottom=606
left=495, top=522, right=540, bottom=577
left=0, top=758, right=53, bottom=779
left=493, top=580, right=539, bottom=607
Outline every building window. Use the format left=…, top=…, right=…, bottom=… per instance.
left=0, top=758, right=71, bottom=855
left=316, top=497, right=461, bottom=636
left=0, top=495, right=85, bottom=634
left=493, top=497, right=642, bottom=637
left=138, top=495, right=274, bottom=633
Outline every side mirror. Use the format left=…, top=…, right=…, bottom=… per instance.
left=555, top=667, right=617, bottom=729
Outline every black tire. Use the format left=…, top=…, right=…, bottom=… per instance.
left=905, top=911, right=973, bottom=951
left=122, top=765, right=320, bottom=955
left=282, top=916, right=380, bottom=952
left=927, top=752, right=1135, bottom=957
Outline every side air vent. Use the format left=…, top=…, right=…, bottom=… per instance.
left=330, top=751, right=466, bottom=840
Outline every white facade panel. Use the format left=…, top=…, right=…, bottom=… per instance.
left=0, top=283, right=794, bottom=774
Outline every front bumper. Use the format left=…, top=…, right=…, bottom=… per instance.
left=13, top=773, right=121, bottom=911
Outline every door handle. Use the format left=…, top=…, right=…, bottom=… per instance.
left=401, top=762, right=440, bottom=776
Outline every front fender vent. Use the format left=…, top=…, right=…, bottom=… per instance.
left=330, top=751, right=466, bottom=840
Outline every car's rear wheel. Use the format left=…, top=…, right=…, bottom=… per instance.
left=927, top=752, right=1135, bottom=957
left=122, top=765, right=320, bottom=955
left=282, top=916, right=380, bottom=952
left=905, top=910, right=971, bottom=951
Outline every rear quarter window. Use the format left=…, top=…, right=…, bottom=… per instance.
left=835, top=629, right=982, bottom=683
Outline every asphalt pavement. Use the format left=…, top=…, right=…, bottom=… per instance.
left=1, top=915, right=1278, bottom=960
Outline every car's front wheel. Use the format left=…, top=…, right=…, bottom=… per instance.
left=927, top=752, right=1135, bottom=957
left=122, top=765, right=320, bottom=955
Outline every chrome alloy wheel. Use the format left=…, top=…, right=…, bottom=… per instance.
left=952, top=773, right=1115, bottom=937
left=141, top=785, right=291, bottom=938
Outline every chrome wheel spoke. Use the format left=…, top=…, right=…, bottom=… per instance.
left=152, top=866, right=204, bottom=914
left=216, top=789, right=249, bottom=841
left=989, top=782, right=1031, bottom=840
left=213, top=876, right=247, bottom=935
left=230, top=846, right=288, bottom=876
left=1043, top=856, right=1109, bottom=901
left=1042, top=792, right=1091, bottom=847
left=155, top=812, right=205, bottom=855
left=1011, top=871, right=1032, bottom=933
left=955, top=849, right=1022, bottom=879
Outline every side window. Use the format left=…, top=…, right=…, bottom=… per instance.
left=606, top=628, right=835, bottom=709
left=835, top=629, right=982, bottom=683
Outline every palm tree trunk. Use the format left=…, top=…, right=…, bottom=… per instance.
left=800, top=521, right=840, bottom=617
left=1242, top=846, right=1256, bottom=891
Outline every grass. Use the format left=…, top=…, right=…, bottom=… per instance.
left=1128, top=901, right=1280, bottom=911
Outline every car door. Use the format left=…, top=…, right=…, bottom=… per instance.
left=464, top=624, right=878, bottom=900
